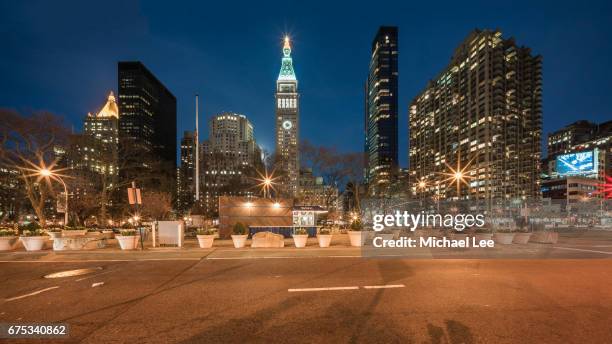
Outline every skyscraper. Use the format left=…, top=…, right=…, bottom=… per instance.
left=364, top=26, right=399, bottom=195
left=177, top=131, right=195, bottom=213
left=117, top=61, right=177, bottom=189
left=66, top=91, right=119, bottom=179
left=275, top=36, right=300, bottom=197
left=81, top=91, right=119, bottom=176
left=201, top=113, right=262, bottom=215
left=409, top=29, right=542, bottom=207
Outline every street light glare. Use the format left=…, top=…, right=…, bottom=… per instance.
left=454, top=171, right=463, bottom=180
left=40, top=168, right=52, bottom=177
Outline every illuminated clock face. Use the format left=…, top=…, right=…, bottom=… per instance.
left=282, top=120, right=293, bottom=130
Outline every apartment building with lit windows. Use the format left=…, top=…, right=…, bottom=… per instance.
left=409, top=29, right=542, bottom=208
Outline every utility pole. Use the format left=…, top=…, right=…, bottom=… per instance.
left=195, top=94, right=200, bottom=202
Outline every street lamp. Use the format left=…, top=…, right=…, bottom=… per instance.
left=37, top=167, right=69, bottom=226
left=440, top=152, right=475, bottom=199
left=254, top=169, right=279, bottom=198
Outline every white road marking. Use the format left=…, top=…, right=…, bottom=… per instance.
left=5, top=286, right=59, bottom=302
left=554, top=246, right=612, bottom=255
left=288, top=286, right=359, bottom=292
left=363, top=284, right=405, bottom=289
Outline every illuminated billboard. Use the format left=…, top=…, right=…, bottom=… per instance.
left=556, top=150, right=598, bottom=176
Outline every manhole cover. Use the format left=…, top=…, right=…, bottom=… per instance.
left=44, top=267, right=103, bottom=279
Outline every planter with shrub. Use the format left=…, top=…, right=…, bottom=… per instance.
left=317, top=228, right=332, bottom=248
left=348, top=219, right=365, bottom=247
left=513, top=230, right=532, bottom=244
left=47, top=228, right=63, bottom=239
left=474, top=227, right=493, bottom=242
left=20, top=229, right=47, bottom=251
left=376, top=229, right=395, bottom=241
left=0, top=229, right=18, bottom=251
left=196, top=227, right=215, bottom=248
left=530, top=231, right=559, bottom=244
left=292, top=227, right=309, bottom=248
left=62, top=227, right=87, bottom=236
left=231, top=222, right=248, bottom=248
left=493, top=229, right=515, bottom=245
left=116, top=230, right=139, bottom=250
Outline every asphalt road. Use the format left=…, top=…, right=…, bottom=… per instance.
left=1, top=257, right=612, bottom=344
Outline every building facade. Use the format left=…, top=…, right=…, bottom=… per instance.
left=298, top=168, right=340, bottom=211
left=364, top=26, right=399, bottom=194
left=201, top=113, right=262, bottom=216
left=542, top=120, right=611, bottom=209
left=409, top=29, right=542, bottom=208
left=275, top=36, right=300, bottom=197
left=547, top=120, right=598, bottom=157
left=117, top=61, right=177, bottom=190
left=177, top=131, right=196, bottom=213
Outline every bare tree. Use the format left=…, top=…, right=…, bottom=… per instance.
left=0, top=110, right=69, bottom=226
left=300, top=140, right=366, bottom=212
left=140, top=191, right=172, bottom=221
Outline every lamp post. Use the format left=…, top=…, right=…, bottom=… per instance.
left=39, top=168, right=68, bottom=226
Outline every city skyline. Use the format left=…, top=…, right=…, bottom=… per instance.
left=1, top=1, right=611, bottom=167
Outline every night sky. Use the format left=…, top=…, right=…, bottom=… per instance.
left=1, top=0, right=611, bottom=166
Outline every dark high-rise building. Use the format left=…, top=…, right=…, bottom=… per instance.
left=117, top=61, right=177, bottom=187
left=410, top=29, right=542, bottom=207
left=177, top=131, right=195, bottom=213
left=364, top=26, right=399, bottom=194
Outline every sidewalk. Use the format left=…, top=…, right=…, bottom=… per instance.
left=2, top=231, right=612, bottom=262
left=0, top=235, right=362, bottom=262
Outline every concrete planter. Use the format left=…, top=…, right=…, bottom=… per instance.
left=317, top=234, right=332, bottom=248
left=391, top=229, right=401, bottom=239
left=474, top=233, right=493, bottom=242
left=377, top=233, right=395, bottom=241
left=101, top=230, right=115, bottom=239
left=0, top=236, right=17, bottom=251
left=47, top=231, right=63, bottom=240
left=292, top=234, right=308, bottom=248
left=196, top=234, right=215, bottom=248
left=348, top=231, right=364, bottom=247
left=116, top=235, right=139, bottom=250
left=231, top=234, right=248, bottom=248
left=20, top=236, right=46, bottom=251
left=530, top=232, right=559, bottom=244
left=513, top=233, right=532, bottom=244
left=494, top=233, right=515, bottom=245
left=62, top=229, right=87, bottom=236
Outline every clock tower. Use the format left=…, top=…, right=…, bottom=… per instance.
left=275, top=36, right=299, bottom=196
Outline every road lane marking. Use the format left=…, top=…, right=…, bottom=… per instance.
left=288, top=286, right=359, bottom=292
left=5, top=286, right=59, bottom=302
left=554, top=247, right=612, bottom=255
left=363, top=284, right=405, bottom=289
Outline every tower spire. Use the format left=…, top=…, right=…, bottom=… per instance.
left=278, top=36, right=296, bottom=81
left=283, top=36, right=291, bottom=56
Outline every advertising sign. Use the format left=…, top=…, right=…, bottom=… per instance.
left=556, top=150, right=598, bottom=176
